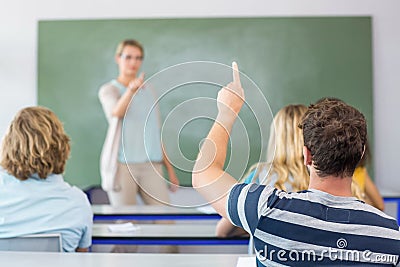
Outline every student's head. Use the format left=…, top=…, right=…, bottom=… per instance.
left=300, top=99, right=367, bottom=178
left=270, top=104, right=308, bottom=164
left=266, top=104, right=309, bottom=190
left=115, top=39, right=144, bottom=77
left=249, top=104, right=309, bottom=191
left=0, top=106, right=70, bottom=180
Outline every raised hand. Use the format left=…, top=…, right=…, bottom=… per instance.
left=216, top=62, right=245, bottom=119
left=192, top=62, right=245, bottom=219
left=128, top=72, right=145, bottom=93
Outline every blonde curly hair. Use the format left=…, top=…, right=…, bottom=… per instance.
left=0, top=106, right=70, bottom=180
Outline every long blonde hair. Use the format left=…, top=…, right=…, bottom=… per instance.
left=0, top=106, right=70, bottom=180
left=245, top=104, right=309, bottom=191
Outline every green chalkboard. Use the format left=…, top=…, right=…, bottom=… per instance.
left=38, top=17, right=373, bottom=189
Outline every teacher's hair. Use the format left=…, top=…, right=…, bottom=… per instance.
left=115, top=39, right=144, bottom=58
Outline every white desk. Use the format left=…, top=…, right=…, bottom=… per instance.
left=92, top=223, right=249, bottom=246
left=92, top=205, right=220, bottom=221
left=0, top=251, right=250, bottom=267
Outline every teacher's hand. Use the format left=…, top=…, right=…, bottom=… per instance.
left=168, top=172, right=180, bottom=193
left=128, top=72, right=145, bottom=93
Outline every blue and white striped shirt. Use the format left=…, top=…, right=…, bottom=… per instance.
left=228, top=184, right=400, bottom=266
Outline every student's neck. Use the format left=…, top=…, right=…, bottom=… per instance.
left=308, top=168, right=353, bottom=197
left=117, top=74, right=136, bottom=87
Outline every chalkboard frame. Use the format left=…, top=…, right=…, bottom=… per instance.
left=38, top=17, right=373, bottom=188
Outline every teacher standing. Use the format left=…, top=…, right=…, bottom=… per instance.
left=99, top=39, right=179, bottom=206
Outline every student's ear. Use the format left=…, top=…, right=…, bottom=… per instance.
left=303, top=146, right=312, bottom=166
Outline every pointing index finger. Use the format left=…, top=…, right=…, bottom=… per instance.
left=232, top=61, right=241, bottom=87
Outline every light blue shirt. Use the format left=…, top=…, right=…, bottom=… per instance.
left=0, top=169, right=93, bottom=252
left=111, top=80, right=163, bottom=163
left=243, top=168, right=294, bottom=192
left=243, top=169, right=260, bottom=184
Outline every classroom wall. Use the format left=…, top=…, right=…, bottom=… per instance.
left=0, top=0, right=399, bottom=195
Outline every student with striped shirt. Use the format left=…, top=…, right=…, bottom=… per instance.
left=192, top=62, right=400, bottom=266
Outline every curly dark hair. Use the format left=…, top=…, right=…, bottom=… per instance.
left=299, top=99, right=367, bottom=177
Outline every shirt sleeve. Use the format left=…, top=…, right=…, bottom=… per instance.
left=78, top=225, right=92, bottom=249
left=98, top=84, right=120, bottom=123
left=243, top=170, right=256, bottom=184
left=226, top=183, right=276, bottom=235
left=78, top=195, right=93, bottom=249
